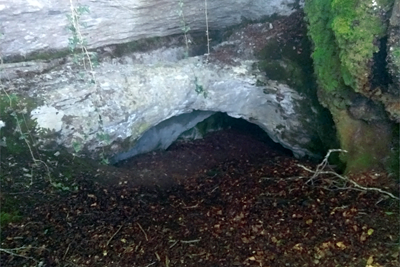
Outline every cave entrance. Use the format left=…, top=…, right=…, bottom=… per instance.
left=173, top=112, right=292, bottom=154
left=113, top=111, right=293, bottom=170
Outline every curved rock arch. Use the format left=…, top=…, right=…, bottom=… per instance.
left=28, top=51, right=322, bottom=162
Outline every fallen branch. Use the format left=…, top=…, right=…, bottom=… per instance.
left=308, top=149, right=345, bottom=182
left=297, top=149, right=399, bottom=200
left=180, top=239, right=200, bottom=243
left=0, top=247, right=38, bottom=262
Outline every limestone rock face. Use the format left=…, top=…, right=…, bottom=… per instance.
left=1, top=2, right=329, bottom=163
left=0, top=0, right=297, bottom=60
left=17, top=49, right=320, bottom=161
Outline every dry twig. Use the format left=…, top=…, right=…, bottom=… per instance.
left=137, top=222, right=148, bottom=241
left=298, top=149, right=399, bottom=200
left=107, top=224, right=123, bottom=246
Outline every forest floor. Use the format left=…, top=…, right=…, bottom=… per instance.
left=1, top=128, right=399, bottom=267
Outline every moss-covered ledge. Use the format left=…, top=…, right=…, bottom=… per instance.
left=304, top=0, right=398, bottom=176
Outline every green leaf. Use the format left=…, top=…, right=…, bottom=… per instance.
left=72, top=141, right=82, bottom=153
left=367, top=229, right=374, bottom=236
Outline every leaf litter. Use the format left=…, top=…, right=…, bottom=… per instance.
left=1, top=129, right=399, bottom=266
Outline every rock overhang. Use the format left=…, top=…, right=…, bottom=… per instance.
left=24, top=52, right=323, bottom=162
left=1, top=10, right=333, bottom=163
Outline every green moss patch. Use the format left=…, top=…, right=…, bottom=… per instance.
left=0, top=212, right=22, bottom=226
left=0, top=195, right=23, bottom=226
left=330, top=0, right=391, bottom=92
left=304, top=0, right=392, bottom=96
left=304, top=0, right=344, bottom=94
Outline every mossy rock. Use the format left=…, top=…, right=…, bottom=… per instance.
left=332, top=108, right=393, bottom=173
left=304, top=0, right=397, bottom=175
left=305, top=0, right=393, bottom=96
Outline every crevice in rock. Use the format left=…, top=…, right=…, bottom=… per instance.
left=370, top=36, right=392, bottom=92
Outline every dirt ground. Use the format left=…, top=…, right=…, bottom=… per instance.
left=1, top=127, right=399, bottom=267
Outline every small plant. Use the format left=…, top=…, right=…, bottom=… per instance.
left=177, top=0, right=191, bottom=58
left=194, top=76, right=208, bottom=98
left=66, top=4, right=99, bottom=75
left=177, top=0, right=210, bottom=61
left=51, top=181, right=78, bottom=192
left=0, top=211, right=22, bottom=226
left=67, top=5, right=89, bottom=50
left=0, top=91, right=53, bottom=185
left=96, top=132, right=111, bottom=164
left=204, top=0, right=210, bottom=62
left=66, top=2, right=111, bottom=165
left=72, top=140, right=83, bottom=154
